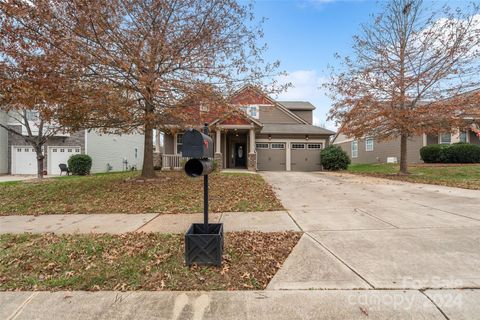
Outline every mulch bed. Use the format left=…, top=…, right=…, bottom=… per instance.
left=0, top=231, right=301, bottom=291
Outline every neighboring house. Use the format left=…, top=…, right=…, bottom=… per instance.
left=3, top=112, right=144, bottom=175
left=161, top=85, right=335, bottom=171
left=0, top=111, right=8, bottom=174
left=332, top=103, right=480, bottom=165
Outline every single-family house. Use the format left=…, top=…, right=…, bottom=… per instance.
left=1, top=110, right=145, bottom=175
left=160, top=85, right=335, bottom=171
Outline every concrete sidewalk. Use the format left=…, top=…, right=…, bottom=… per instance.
left=0, top=211, right=300, bottom=234
left=4, top=289, right=478, bottom=319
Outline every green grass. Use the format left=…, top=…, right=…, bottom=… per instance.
left=347, top=163, right=480, bottom=189
left=0, top=171, right=283, bottom=215
left=0, top=232, right=301, bottom=291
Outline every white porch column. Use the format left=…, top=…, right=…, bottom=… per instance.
left=249, top=128, right=255, bottom=153
left=451, top=129, right=461, bottom=143
left=216, top=129, right=221, bottom=153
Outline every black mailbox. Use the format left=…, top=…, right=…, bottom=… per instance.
left=182, top=128, right=213, bottom=159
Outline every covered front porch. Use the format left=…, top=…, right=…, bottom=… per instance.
left=157, top=122, right=261, bottom=172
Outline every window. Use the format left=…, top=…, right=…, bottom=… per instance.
left=176, top=134, right=183, bottom=154
left=60, top=148, right=65, bottom=152
left=351, top=140, right=358, bottom=158
left=256, top=143, right=269, bottom=149
left=241, top=105, right=259, bottom=119
left=17, top=148, right=22, bottom=152
left=24, top=148, right=29, bottom=152
left=135, top=148, right=138, bottom=159
left=271, top=143, right=285, bottom=150
left=25, top=110, right=38, bottom=121
left=68, top=149, right=72, bottom=152
left=440, top=133, right=451, bottom=144
left=291, top=143, right=305, bottom=149
left=75, top=148, right=80, bottom=153
left=365, top=137, right=374, bottom=151
left=459, top=131, right=468, bottom=143
left=308, top=143, right=323, bottom=149
left=200, top=103, right=209, bottom=113
left=52, top=149, right=57, bottom=152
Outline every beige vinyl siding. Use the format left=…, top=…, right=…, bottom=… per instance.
left=0, top=112, right=8, bottom=174
left=86, top=131, right=144, bottom=173
left=335, top=135, right=424, bottom=164
left=259, top=105, right=299, bottom=124
left=164, top=134, right=175, bottom=154
left=290, top=110, right=313, bottom=124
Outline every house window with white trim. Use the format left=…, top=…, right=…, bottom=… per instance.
left=176, top=134, right=183, bottom=154
left=241, top=105, right=259, bottom=119
left=459, top=131, right=468, bottom=143
left=256, top=143, right=269, bottom=149
left=440, top=133, right=451, bottom=144
left=351, top=140, right=358, bottom=158
left=365, top=137, right=374, bottom=151
left=200, top=103, right=209, bottom=113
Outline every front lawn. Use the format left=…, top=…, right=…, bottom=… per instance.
left=0, top=171, right=283, bottom=215
left=0, top=232, right=300, bottom=291
left=347, top=163, right=480, bottom=190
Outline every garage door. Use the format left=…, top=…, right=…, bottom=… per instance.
left=48, top=146, right=81, bottom=175
left=11, top=146, right=38, bottom=175
left=256, top=142, right=286, bottom=171
left=291, top=143, right=322, bottom=172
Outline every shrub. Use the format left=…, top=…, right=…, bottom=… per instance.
left=420, top=144, right=448, bottom=163
left=68, top=154, right=93, bottom=175
left=320, top=145, right=351, bottom=171
left=420, top=143, right=480, bottom=163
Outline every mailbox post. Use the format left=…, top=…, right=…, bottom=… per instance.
left=183, top=123, right=224, bottom=267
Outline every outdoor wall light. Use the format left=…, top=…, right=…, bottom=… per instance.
left=268, top=135, right=272, bottom=140
left=306, top=135, right=309, bottom=141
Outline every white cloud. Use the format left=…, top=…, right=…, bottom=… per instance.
left=274, top=69, right=337, bottom=131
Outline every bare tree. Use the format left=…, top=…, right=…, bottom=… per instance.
left=1, top=0, right=284, bottom=178
left=326, top=0, right=480, bottom=173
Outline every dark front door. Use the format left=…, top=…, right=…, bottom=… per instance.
left=234, top=143, right=246, bottom=168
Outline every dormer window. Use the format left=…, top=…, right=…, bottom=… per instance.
left=241, top=105, right=259, bottom=119
left=200, top=103, right=209, bottom=113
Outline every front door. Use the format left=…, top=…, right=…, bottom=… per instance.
left=234, top=143, right=246, bottom=168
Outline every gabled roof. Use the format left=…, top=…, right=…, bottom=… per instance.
left=277, top=101, right=316, bottom=111
left=260, top=123, right=335, bottom=135
left=229, top=85, right=309, bottom=125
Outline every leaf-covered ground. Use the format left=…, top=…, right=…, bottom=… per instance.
left=0, top=171, right=283, bottom=215
left=0, top=232, right=301, bottom=291
left=347, top=163, right=480, bottom=190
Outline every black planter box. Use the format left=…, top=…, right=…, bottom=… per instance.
left=185, top=223, right=224, bottom=267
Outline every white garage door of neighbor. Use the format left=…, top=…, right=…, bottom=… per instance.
left=48, top=146, right=81, bottom=175
left=12, top=146, right=38, bottom=175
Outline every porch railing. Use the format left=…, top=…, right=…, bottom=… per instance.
left=161, top=154, right=189, bottom=170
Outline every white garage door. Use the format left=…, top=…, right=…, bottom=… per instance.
left=11, top=146, right=38, bottom=175
left=48, top=146, right=81, bottom=175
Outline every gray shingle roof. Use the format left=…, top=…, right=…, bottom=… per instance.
left=260, top=124, right=335, bottom=135
left=278, top=101, right=316, bottom=110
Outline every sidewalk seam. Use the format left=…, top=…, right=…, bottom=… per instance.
left=356, top=208, right=399, bottom=229
left=420, top=290, right=450, bottom=320
left=7, top=292, right=38, bottom=320
left=285, top=211, right=303, bottom=232
left=134, top=213, right=161, bottom=232
left=305, top=233, right=375, bottom=289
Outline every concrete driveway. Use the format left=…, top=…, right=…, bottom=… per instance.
left=261, top=171, right=480, bottom=315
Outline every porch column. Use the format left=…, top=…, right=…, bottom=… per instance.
left=248, top=128, right=257, bottom=171
left=155, top=130, right=161, bottom=153
left=214, top=129, right=223, bottom=170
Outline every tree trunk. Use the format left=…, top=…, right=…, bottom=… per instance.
left=141, top=118, right=156, bottom=179
left=35, top=147, right=45, bottom=179
left=399, top=134, right=409, bottom=174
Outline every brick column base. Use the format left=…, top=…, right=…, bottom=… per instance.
left=247, top=153, right=257, bottom=172
left=214, top=153, right=223, bottom=171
